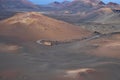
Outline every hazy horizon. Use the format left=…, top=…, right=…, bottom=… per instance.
left=29, top=0, right=120, bottom=4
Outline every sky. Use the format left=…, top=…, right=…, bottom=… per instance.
left=29, top=0, right=120, bottom=5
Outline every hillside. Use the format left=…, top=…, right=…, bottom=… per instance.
left=0, top=0, right=38, bottom=10
left=89, top=32, right=120, bottom=58
left=0, top=12, right=92, bottom=41
left=94, top=11, right=120, bottom=24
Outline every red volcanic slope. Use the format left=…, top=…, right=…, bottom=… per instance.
left=0, top=12, right=92, bottom=41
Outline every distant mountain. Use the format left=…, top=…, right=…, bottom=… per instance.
left=0, top=0, right=38, bottom=10
left=98, top=1, right=105, bottom=5
left=73, top=0, right=101, bottom=5
left=48, top=1, right=70, bottom=9
left=79, top=7, right=120, bottom=24
left=0, top=12, right=91, bottom=41
left=62, top=0, right=101, bottom=13
left=107, top=2, right=119, bottom=6
left=48, top=1, right=62, bottom=8
left=94, top=11, right=120, bottom=24
left=78, top=7, right=114, bottom=22
left=47, top=0, right=106, bottom=14
left=46, top=0, right=120, bottom=23
left=47, top=0, right=120, bottom=14
left=45, top=7, right=114, bottom=24
left=106, top=2, right=120, bottom=8
left=64, top=0, right=93, bottom=13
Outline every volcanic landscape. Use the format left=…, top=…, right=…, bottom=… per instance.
left=0, top=0, right=120, bottom=80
